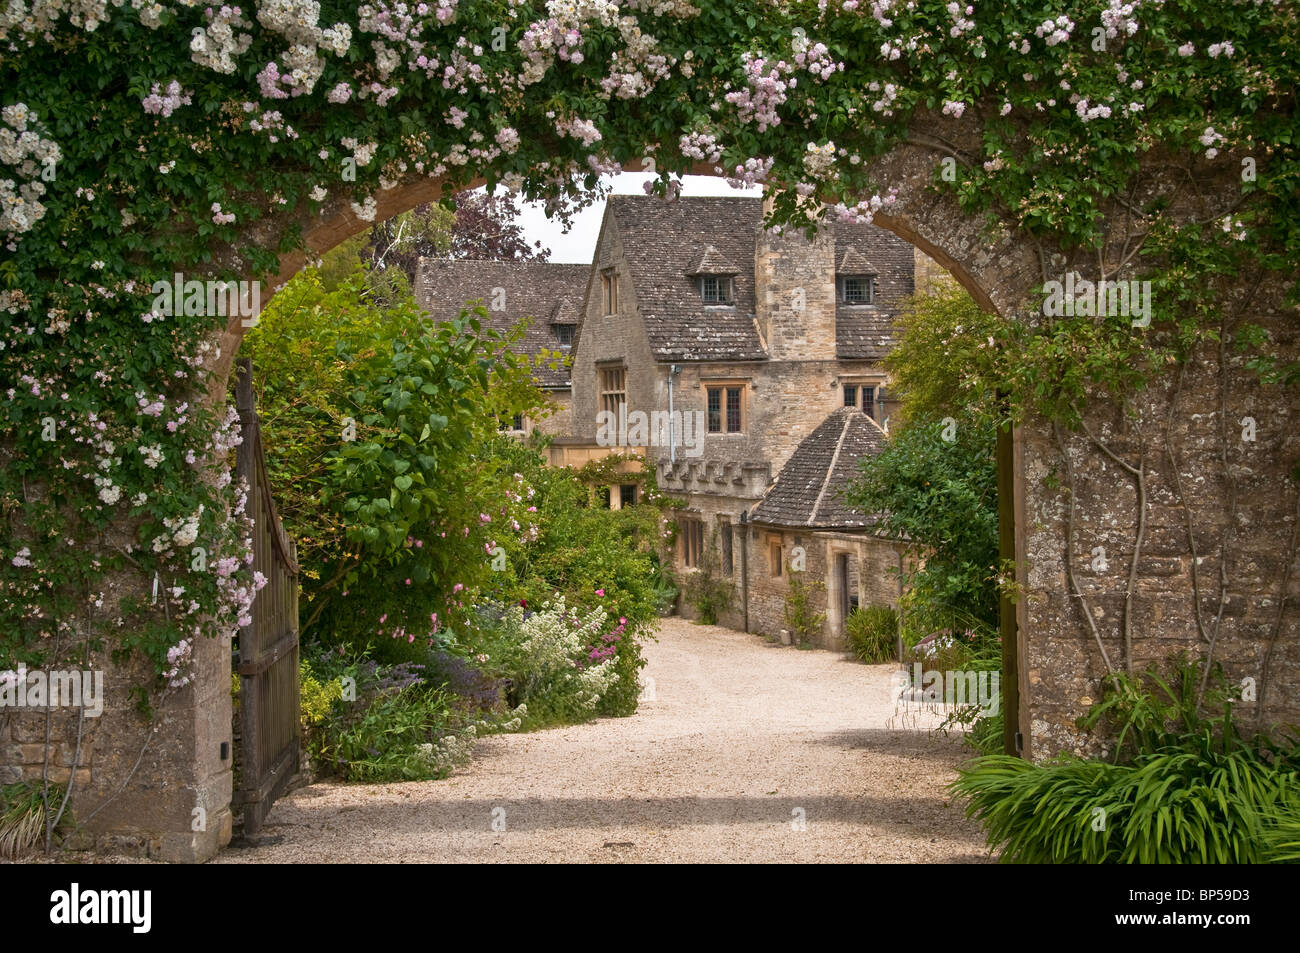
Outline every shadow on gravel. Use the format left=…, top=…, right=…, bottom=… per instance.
left=265, top=792, right=981, bottom=838
left=809, top=727, right=972, bottom=758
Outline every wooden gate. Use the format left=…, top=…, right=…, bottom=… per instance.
left=233, top=357, right=301, bottom=836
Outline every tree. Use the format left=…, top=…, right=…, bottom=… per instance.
left=846, top=282, right=1001, bottom=639
left=447, top=190, right=551, bottom=262
left=364, top=190, right=550, bottom=284
left=241, top=249, right=547, bottom=651
left=884, top=278, right=1002, bottom=428
left=846, top=415, right=999, bottom=636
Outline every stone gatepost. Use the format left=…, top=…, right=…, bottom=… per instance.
left=0, top=588, right=233, bottom=863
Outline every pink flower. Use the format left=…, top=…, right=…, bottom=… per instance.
left=453, top=583, right=464, bottom=594
left=405, top=578, right=411, bottom=585
left=595, top=588, right=605, bottom=597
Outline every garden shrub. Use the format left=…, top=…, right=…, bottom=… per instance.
left=299, top=659, right=344, bottom=735
left=0, top=780, right=68, bottom=858
left=684, top=535, right=734, bottom=625
left=242, top=256, right=546, bottom=659
left=965, top=710, right=1004, bottom=756
left=783, top=568, right=826, bottom=647
left=953, top=747, right=1300, bottom=864
left=298, top=646, right=519, bottom=783
left=486, top=599, right=620, bottom=729
left=846, top=605, right=897, bottom=663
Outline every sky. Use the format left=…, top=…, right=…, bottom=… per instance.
left=504, top=173, right=761, bottom=263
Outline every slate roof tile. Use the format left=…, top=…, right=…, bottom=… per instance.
left=415, top=258, right=589, bottom=388
left=749, top=406, right=888, bottom=529
left=606, top=196, right=767, bottom=362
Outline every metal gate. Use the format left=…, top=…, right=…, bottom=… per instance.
left=233, top=357, right=301, bottom=836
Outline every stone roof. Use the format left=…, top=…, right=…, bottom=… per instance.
left=415, top=258, right=590, bottom=389
left=838, top=246, right=879, bottom=274
left=686, top=244, right=741, bottom=275
left=605, top=195, right=768, bottom=362
left=749, top=407, right=888, bottom=529
left=550, top=296, right=581, bottom=325
left=834, top=222, right=907, bottom=361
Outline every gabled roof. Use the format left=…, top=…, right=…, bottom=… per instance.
left=686, top=244, right=741, bottom=275
left=415, top=258, right=589, bottom=389
left=749, top=407, right=888, bottom=529
left=604, top=195, right=767, bottom=362
left=550, top=296, right=581, bottom=325
left=838, top=246, right=878, bottom=274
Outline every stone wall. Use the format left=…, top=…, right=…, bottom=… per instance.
left=1019, top=294, right=1300, bottom=756
left=676, top=519, right=906, bottom=650
left=531, top=388, right=572, bottom=437
left=754, top=220, right=837, bottom=361
left=0, top=597, right=233, bottom=862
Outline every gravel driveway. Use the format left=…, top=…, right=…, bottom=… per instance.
left=216, top=618, right=992, bottom=863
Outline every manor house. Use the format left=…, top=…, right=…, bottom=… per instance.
left=417, top=194, right=937, bottom=648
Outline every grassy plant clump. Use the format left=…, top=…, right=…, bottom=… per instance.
left=952, top=655, right=1300, bottom=863
left=846, top=605, right=898, bottom=663
left=0, top=781, right=68, bottom=858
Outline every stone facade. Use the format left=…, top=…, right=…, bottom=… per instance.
left=732, top=526, right=907, bottom=648
left=1018, top=292, right=1300, bottom=754
left=568, top=196, right=917, bottom=647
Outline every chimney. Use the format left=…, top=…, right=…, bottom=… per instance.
left=753, top=195, right=837, bottom=361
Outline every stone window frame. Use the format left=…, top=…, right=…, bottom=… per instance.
left=838, top=274, right=877, bottom=305
left=598, top=362, right=627, bottom=418
left=497, top=411, right=525, bottom=433
left=841, top=376, right=885, bottom=421
left=699, top=274, right=735, bottom=306
left=618, top=483, right=637, bottom=508
left=703, top=379, right=747, bottom=434
left=679, top=515, right=705, bottom=569
left=601, top=268, right=619, bottom=315
left=720, top=518, right=733, bottom=576
left=768, top=534, right=783, bottom=578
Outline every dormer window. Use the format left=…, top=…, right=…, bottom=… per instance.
left=840, top=275, right=876, bottom=304
left=700, top=275, right=734, bottom=305
left=554, top=324, right=574, bottom=347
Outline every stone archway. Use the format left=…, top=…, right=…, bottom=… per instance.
left=102, top=121, right=1300, bottom=860
left=210, top=112, right=1300, bottom=769
left=3, top=4, right=1295, bottom=863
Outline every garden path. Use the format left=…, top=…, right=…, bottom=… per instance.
left=215, top=618, right=991, bottom=863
